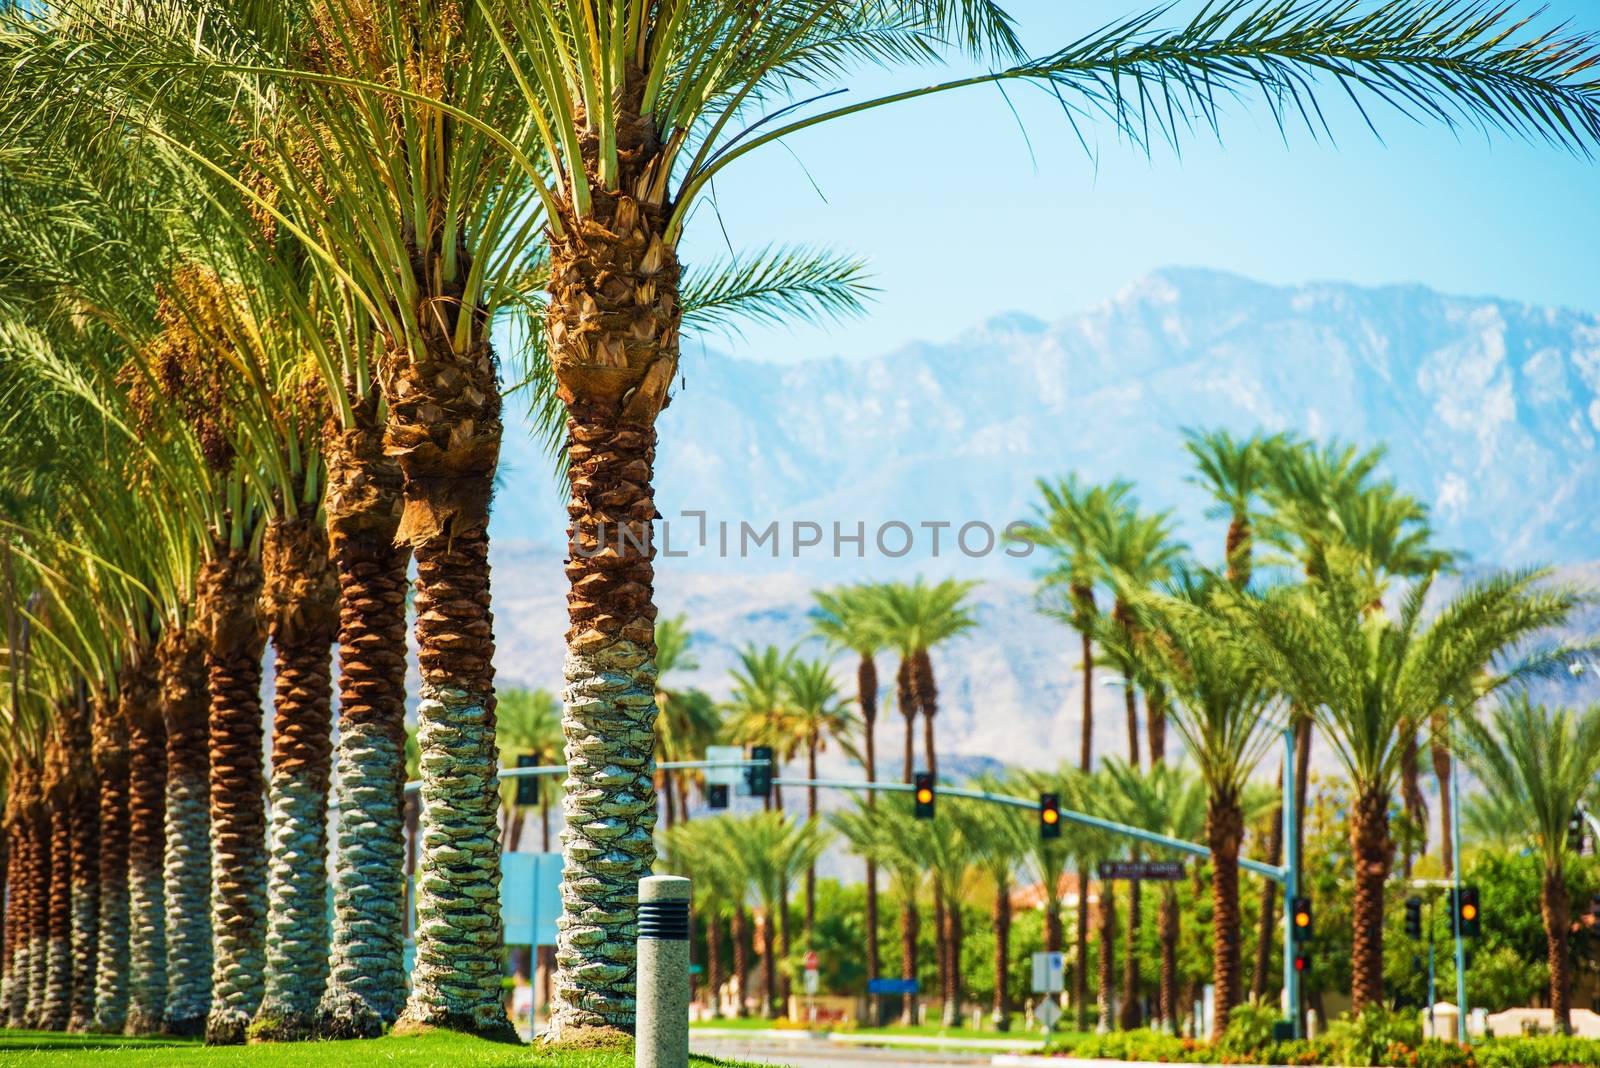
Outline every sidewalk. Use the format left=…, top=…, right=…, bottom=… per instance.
left=693, top=1027, right=1049, bottom=1053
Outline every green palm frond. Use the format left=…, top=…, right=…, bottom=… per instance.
left=681, top=245, right=875, bottom=339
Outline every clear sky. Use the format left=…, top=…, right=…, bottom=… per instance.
left=673, top=0, right=1600, bottom=365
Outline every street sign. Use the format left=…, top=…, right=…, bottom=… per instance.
left=706, top=745, right=743, bottom=787
left=803, top=968, right=819, bottom=995
left=1035, top=997, right=1062, bottom=1030
left=803, top=950, right=819, bottom=970
left=867, top=978, right=919, bottom=995
left=1098, top=860, right=1185, bottom=881
left=1031, top=951, right=1064, bottom=993
left=501, top=852, right=562, bottom=947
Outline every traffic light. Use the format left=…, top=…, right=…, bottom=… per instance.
left=1039, top=792, right=1062, bottom=839
left=514, top=753, right=541, bottom=806
left=1454, top=885, right=1481, bottom=938
left=746, top=745, right=773, bottom=798
left=913, top=772, right=935, bottom=819
left=1292, top=949, right=1312, bottom=974
left=1404, top=896, right=1423, bottom=941
left=707, top=783, right=729, bottom=810
left=1571, top=808, right=1587, bottom=853
left=1291, top=896, right=1313, bottom=942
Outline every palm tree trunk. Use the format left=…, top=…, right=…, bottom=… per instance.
left=941, top=891, right=962, bottom=1028
left=1123, top=684, right=1139, bottom=769
left=20, top=768, right=48, bottom=1029
left=253, top=515, right=338, bottom=1041
left=126, top=687, right=168, bottom=1036
left=319, top=408, right=412, bottom=1039
left=41, top=732, right=72, bottom=1031
left=1120, top=871, right=1141, bottom=1030
left=779, top=883, right=793, bottom=1009
left=1431, top=737, right=1454, bottom=878
left=544, top=181, right=680, bottom=1040
left=1293, top=716, right=1312, bottom=864
left=732, top=905, right=749, bottom=1019
left=1207, top=793, right=1244, bottom=1035
left=1349, top=787, right=1392, bottom=1013
left=1147, top=684, right=1167, bottom=766
left=160, top=626, right=212, bottom=1037
left=1543, top=867, right=1571, bottom=1034
left=899, top=660, right=917, bottom=781
left=1073, top=863, right=1089, bottom=1031
left=65, top=696, right=99, bottom=1034
left=200, top=550, right=268, bottom=1045
left=1225, top=514, right=1252, bottom=589
left=900, top=894, right=918, bottom=1025
left=762, top=908, right=779, bottom=1020
left=0, top=819, right=16, bottom=1024
left=1096, top=878, right=1115, bottom=1031
left=402, top=794, right=419, bottom=940
left=860, top=654, right=881, bottom=999
left=1073, top=586, right=1095, bottom=773
left=91, top=689, right=131, bottom=1033
left=992, top=879, right=1011, bottom=1031
left=933, top=891, right=948, bottom=1015
left=705, top=911, right=724, bottom=1019
left=915, top=649, right=938, bottom=781
left=1251, top=760, right=1285, bottom=1003
left=1159, top=889, right=1179, bottom=1035
left=662, top=772, right=677, bottom=830
left=805, top=738, right=818, bottom=943
left=1400, top=732, right=1426, bottom=878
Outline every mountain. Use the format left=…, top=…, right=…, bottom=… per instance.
left=482, top=268, right=1600, bottom=768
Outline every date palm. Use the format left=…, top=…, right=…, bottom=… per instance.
left=963, top=780, right=1031, bottom=1031
left=724, top=645, right=800, bottom=812
left=871, top=578, right=978, bottom=783
left=784, top=657, right=857, bottom=942
left=811, top=583, right=887, bottom=990
left=1241, top=563, right=1588, bottom=1011
left=1455, top=696, right=1600, bottom=1034
left=721, top=812, right=831, bottom=1020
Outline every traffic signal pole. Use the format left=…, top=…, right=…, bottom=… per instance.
left=1282, top=726, right=1301, bottom=1039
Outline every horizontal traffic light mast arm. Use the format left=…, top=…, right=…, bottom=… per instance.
left=773, top=776, right=1287, bottom=884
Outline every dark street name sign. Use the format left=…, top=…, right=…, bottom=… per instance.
left=1097, top=860, right=1185, bottom=881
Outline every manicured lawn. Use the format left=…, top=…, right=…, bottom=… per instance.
left=0, top=1029, right=761, bottom=1067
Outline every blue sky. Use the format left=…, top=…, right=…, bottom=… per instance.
left=673, top=0, right=1600, bottom=365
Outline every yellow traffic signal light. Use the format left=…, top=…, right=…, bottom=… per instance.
left=1291, top=896, right=1313, bottom=942
left=916, top=787, right=933, bottom=804
left=1039, top=792, right=1062, bottom=840
left=1042, top=808, right=1059, bottom=824
left=913, top=773, right=935, bottom=819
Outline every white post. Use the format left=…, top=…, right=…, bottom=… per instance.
left=637, top=876, right=691, bottom=1068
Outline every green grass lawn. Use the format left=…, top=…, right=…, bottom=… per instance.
left=0, top=1029, right=761, bottom=1067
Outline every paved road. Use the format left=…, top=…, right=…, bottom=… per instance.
left=691, top=1033, right=999, bottom=1067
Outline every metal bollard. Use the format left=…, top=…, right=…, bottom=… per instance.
left=637, top=875, right=691, bottom=1068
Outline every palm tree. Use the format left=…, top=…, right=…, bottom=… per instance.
left=663, top=815, right=750, bottom=1020
left=89, top=688, right=129, bottom=1033
left=832, top=800, right=925, bottom=1025
left=159, top=627, right=213, bottom=1038
left=1244, top=564, right=1588, bottom=1010
left=722, top=813, right=830, bottom=1019
left=1455, top=696, right=1600, bottom=1033
left=870, top=578, right=978, bottom=783
left=1140, top=572, right=1282, bottom=1033
left=783, top=657, right=857, bottom=942
left=963, top=783, right=1031, bottom=1031
left=1183, top=429, right=1277, bottom=589
left=812, top=584, right=887, bottom=992
left=724, top=645, right=800, bottom=811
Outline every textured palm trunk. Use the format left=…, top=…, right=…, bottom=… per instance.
left=992, top=880, right=1010, bottom=1030
left=1122, top=681, right=1139, bottom=769
left=1293, top=717, right=1311, bottom=863
left=1224, top=514, right=1251, bottom=589
left=1073, top=586, right=1095, bottom=773
left=200, top=551, right=268, bottom=1045
left=1251, top=760, right=1285, bottom=1003
left=778, top=884, right=793, bottom=1007
left=900, top=895, right=919, bottom=1025
left=1207, top=793, right=1244, bottom=1035
left=1431, top=737, right=1454, bottom=878
left=318, top=418, right=412, bottom=1036
left=859, top=655, right=881, bottom=999
left=1399, top=733, right=1426, bottom=878
left=1349, top=787, right=1392, bottom=1013
left=705, top=911, right=724, bottom=1018
left=64, top=697, right=100, bottom=1033
left=41, top=731, right=72, bottom=1031
left=805, top=738, right=818, bottom=941
left=897, top=659, right=917, bottom=782
left=1159, top=890, right=1179, bottom=1034
left=252, top=515, right=338, bottom=1041
left=385, top=314, right=510, bottom=1040
left=915, top=649, right=938, bottom=781
left=25, top=780, right=48, bottom=1028
left=1147, top=685, right=1167, bottom=767
left=318, top=410, right=411, bottom=1039
left=940, top=891, right=962, bottom=1028
left=544, top=166, right=684, bottom=1039
left=1120, top=870, right=1141, bottom=1030
left=1096, top=879, right=1115, bottom=1031
left=126, top=669, right=169, bottom=1035
left=92, top=689, right=131, bottom=1033
left=761, top=909, right=779, bottom=1019
left=1543, top=868, right=1571, bottom=1033
left=6, top=764, right=42, bottom=1028
left=933, top=892, right=948, bottom=1012
left=1074, top=864, right=1089, bottom=1031
left=160, top=627, right=213, bottom=1036
left=731, top=905, right=749, bottom=1018
left=0, top=820, right=13, bottom=1020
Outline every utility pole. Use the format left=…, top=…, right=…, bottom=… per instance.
left=1451, top=753, right=1467, bottom=1042
left=1281, top=726, right=1301, bottom=1038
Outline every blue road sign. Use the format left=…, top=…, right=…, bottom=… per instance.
left=867, top=978, right=920, bottom=995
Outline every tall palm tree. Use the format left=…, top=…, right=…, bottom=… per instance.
left=964, top=781, right=1031, bottom=1032
left=1183, top=429, right=1277, bottom=590
left=724, top=645, right=800, bottom=811
left=722, top=812, right=830, bottom=1020
left=663, top=815, right=750, bottom=1020
left=89, top=687, right=129, bottom=1033
left=1244, top=564, right=1588, bottom=1010
left=783, top=657, right=857, bottom=942
left=832, top=800, right=925, bottom=1026
left=870, top=578, right=978, bottom=783
left=811, top=584, right=887, bottom=992
left=1140, top=572, right=1282, bottom=1033
left=1455, top=696, right=1600, bottom=1034
left=159, top=626, right=212, bottom=1038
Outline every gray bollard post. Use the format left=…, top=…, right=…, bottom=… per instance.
left=637, top=875, right=691, bottom=1068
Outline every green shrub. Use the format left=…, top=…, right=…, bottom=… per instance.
left=1218, top=1001, right=1283, bottom=1061
left=1325, top=1006, right=1425, bottom=1067
left=1475, top=1035, right=1600, bottom=1068
left=1414, top=1039, right=1475, bottom=1068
